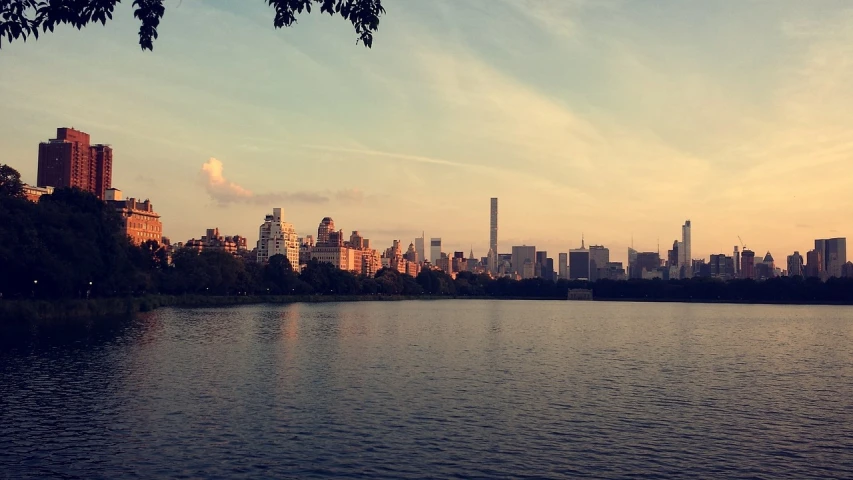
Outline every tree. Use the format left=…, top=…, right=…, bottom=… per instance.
left=0, top=164, right=24, bottom=198
left=0, top=0, right=385, bottom=51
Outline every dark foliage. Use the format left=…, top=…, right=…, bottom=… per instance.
left=0, top=0, right=384, bottom=50
left=0, top=164, right=23, bottom=198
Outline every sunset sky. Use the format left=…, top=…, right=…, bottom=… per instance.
left=2, top=0, right=852, bottom=263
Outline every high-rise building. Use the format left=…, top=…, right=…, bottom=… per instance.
left=415, top=233, right=425, bottom=265
left=755, top=252, right=776, bottom=280
left=805, top=249, right=823, bottom=278
left=815, top=238, right=847, bottom=278
left=569, top=241, right=590, bottom=280
left=680, top=220, right=692, bottom=278
left=602, top=262, right=626, bottom=280
left=667, top=240, right=679, bottom=268
left=558, top=253, right=568, bottom=280
left=430, top=238, right=442, bottom=265
left=535, top=250, right=548, bottom=279
left=733, top=246, right=741, bottom=276
left=317, top=217, right=335, bottom=245
left=37, top=127, right=113, bottom=199
left=787, top=252, right=804, bottom=277
left=489, top=197, right=498, bottom=256
left=257, top=208, right=299, bottom=267
left=709, top=254, right=729, bottom=278
left=90, top=144, right=113, bottom=200
left=628, top=247, right=638, bottom=275
left=105, top=188, right=162, bottom=245
left=632, top=252, right=661, bottom=279
left=511, top=245, right=536, bottom=278
left=348, top=231, right=364, bottom=250
left=589, top=245, right=609, bottom=281
left=741, top=249, right=756, bottom=279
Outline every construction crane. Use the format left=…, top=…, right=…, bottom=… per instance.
left=737, top=235, right=747, bottom=251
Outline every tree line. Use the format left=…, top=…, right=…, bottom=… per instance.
left=2, top=165, right=853, bottom=304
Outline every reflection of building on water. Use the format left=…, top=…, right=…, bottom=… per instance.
left=567, top=289, right=593, bottom=301
left=281, top=306, right=300, bottom=339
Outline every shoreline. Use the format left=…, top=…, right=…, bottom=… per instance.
left=2, top=294, right=852, bottom=323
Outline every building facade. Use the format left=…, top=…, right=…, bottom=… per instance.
left=511, top=245, right=536, bottom=278
left=37, top=127, right=112, bottom=199
left=430, top=238, right=442, bottom=265
left=414, top=234, right=425, bottom=267
left=22, top=184, right=54, bottom=202
left=741, top=249, right=756, bottom=279
left=787, top=251, right=804, bottom=277
left=815, top=238, right=847, bottom=279
left=631, top=252, right=661, bottom=279
left=679, top=220, right=692, bottom=278
left=589, top=245, right=610, bottom=281
left=569, top=248, right=590, bottom=280
left=256, top=208, right=299, bottom=267
left=105, top=188, right=162, bottom=245
left=489, top=197, right=498, bottom=273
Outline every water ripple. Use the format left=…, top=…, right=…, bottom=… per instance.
left=1, top=301, right=853, bottom=479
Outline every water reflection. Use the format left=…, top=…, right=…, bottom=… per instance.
left=1, top=301, right=852, bottom=479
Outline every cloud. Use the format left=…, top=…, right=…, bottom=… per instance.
left=199, top=157, right=360, bottom=206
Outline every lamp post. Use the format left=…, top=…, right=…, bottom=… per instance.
left=32, top=279, right=37, bottom=298
left=87, top=281, right=92, bottom=299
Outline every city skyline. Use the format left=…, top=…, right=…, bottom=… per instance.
left=3, top=1, right=853, bottom=262
left=15, top=130, right=853, bottom=269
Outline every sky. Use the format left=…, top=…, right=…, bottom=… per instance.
left=2, top=0, right=852, bottom=264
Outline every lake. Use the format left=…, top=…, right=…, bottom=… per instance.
left=1, top=300, right=852, bottom=479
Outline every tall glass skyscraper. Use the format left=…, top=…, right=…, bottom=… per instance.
left=680, top=220, right=692, bottom=278
left=488, top=198, right=498, bottom=273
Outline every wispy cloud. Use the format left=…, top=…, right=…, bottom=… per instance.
left=199, top=157, right=361, bottom=206
left=299, top=144, right=467, bottom=168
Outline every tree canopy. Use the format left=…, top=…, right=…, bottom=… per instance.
left=0, top=0, right=385, bottom=50
left=0, top=164, right=23, bottom=198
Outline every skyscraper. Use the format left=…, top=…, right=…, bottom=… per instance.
left=415, top=233, right=425, bottom=265
left=589, top=245, right=610, bottom=281
left=257, top=208, right=299, bottom=267
left=815, top=238, right=847, bottom=278
left=37, top=127, right=113, bottom=199
left=535, top=250, right=549, bottom=280
left=488, top=198, right=498, bottom=274
left=741, top=249, right=756, bottom=279
left=667, top=240, right=679, bottom=268
left=317, top=217, right=335, bottom=245
left=680, top=220, right=692, bottom=278
left=569, top=240, right=590, bottom=280
left=511, top=245, right=536, bottom=278
left=805, top=249, right=822, bottom=278
left=90, top=144, right=113, bottom=200
left=489, top=198, right=498, bottom=254
left=733, top=246, right=741, bottom=276
left=787, top=251, right=804, bottom=277
left=430, top=238, right=442, bottom=264
left=558, top=253, right=568, bottom=280
left=632, top=252, right=661, bottom=279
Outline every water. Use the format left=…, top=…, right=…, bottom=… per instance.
left=1, top=300, right=853, bottom=479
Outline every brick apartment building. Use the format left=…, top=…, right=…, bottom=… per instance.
left=37, top=127, right=113, bottom=199
left=105, top=188, right=162, bottom=245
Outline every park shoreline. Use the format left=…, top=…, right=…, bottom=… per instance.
left=2, top=294, right=852, bottom=323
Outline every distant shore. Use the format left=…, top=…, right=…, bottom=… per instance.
left=3, top=294, right=852, bottom=323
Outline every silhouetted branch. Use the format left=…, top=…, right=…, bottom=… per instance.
left=0, top=0, right=384, bottom=50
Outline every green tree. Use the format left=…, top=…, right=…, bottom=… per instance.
left=264, top=253, right=306, bottom=294
left=0, top=0, right=385, bottom=51
left=0, top=164, right=24, bottom=198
